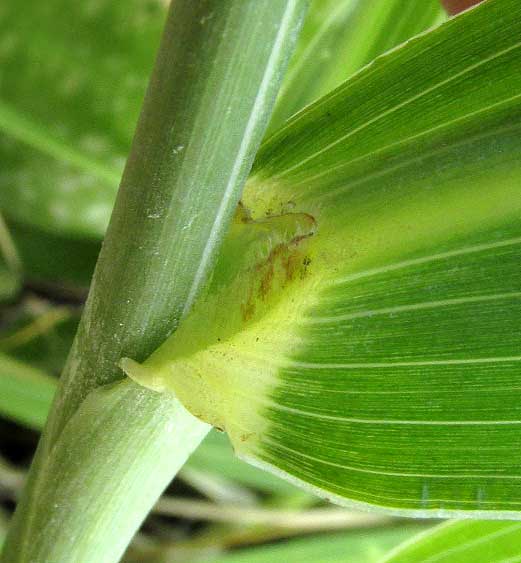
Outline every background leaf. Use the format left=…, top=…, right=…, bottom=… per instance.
left=203, top=526, right=420, bottom=563
left=0, top=264, right=18, bottom=304
left=269, top=0, right=445, bottom=132
left=6, top=220, right=100, bottom=289
left=0, top=213, right=20, bottom=302
left=0, top=353, right=55, bottom=430
left=0, top=0, right=166, bottom=238
left=383, top=520, right=521, bottom=563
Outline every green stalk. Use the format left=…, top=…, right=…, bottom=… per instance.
left=1, top=1, right=307, bottom=561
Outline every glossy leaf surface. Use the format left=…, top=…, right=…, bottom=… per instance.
left=383, top=520, right=521, bottom=563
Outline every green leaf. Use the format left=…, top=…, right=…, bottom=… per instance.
left=0, top=0, right=166, bottom=237
left=0, top=263, right=18, bottom=303
left=0, top=353, right=56, bottom=430
left=383, top=520, right=521, bottom=563
left=123, top=0, right=521, bottom=517
left=0, top=213, right=21, bottom=301
left=7, top=220, right=99, bottom=288
left=0, top=515, right=5, bottom=554
left=269, top=0, right=445, bottom=132
left=205, top=526, right=422, bottom=563
left=1, top=306, right=80, bottom=376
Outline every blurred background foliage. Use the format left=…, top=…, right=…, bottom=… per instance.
left=0, top=0, right=447, bottom=560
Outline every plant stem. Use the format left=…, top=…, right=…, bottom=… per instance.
left=1, top=1, right=307, bottom=561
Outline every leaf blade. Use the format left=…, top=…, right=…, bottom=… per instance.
left=125, top=0, right=521, bottom=518
left=383, top=520, right=521, bottom=563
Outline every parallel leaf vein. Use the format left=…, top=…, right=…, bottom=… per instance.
left=294, top=91, right=521, bottom=191
left=283, top=357, right=521, bottom=370
left=305, top=292, right=521, bottom=324
left=332, top=237, right=521, bottom=286
left=259, top=436, right=521, bottom=480
left=274, top=38, right=521, bottom=179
